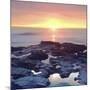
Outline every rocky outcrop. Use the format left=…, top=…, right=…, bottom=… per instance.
left=14, top=76, right=50, bottom=89
left=11, top=41, right=87, bottom=89
left=11, top=67, right=32, bottom=79
left=29, top=50, right=48, bottom=60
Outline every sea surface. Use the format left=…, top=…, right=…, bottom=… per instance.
left=11, top=27, right=87, bottom=47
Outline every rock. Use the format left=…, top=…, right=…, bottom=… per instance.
left=57, top=61, right=73, bottom=78
left=49, top=58, right=60, bottom=66
left=28, top=50, right=48, bottom=60
left=11, top=41, right=87, bottom=88
left=35, top=63, right=53, bottom=76
left=72, top=64, right=81, bottom=72
left=11, top=67, right=32, bottom=79
left=11, top=56, right=41, bottom=69
left=58, top=69, right=72, bottom=78
left=78, top=57, right=87, bottom=64
left=56, top=82, right=71, bottom=86
left=11, top=57, right=31, bottom=69
left=37, top=69, right=50, bottom=78
left=11, top=47, right=25, bottom=53
left=61, top=43, right=86, bottom=54
left=51, top=49, right=67, bottom=56
left=14, top=76, right=50, bottom=89
left=11, top=57, right=20, bottom=67
left=40, top=41, right=60, bottom=47
left=76, top=65, right=87, bottom=84
left=56, top=65, right=61, bottom=69
left=11, top=79, right=22, bottom=90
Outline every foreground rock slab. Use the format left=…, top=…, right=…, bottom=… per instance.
left=14, top=76, right=50, bottom=89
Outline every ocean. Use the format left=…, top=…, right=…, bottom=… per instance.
left=11, top=27, right=87, bottom=47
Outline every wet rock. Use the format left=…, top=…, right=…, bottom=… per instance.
left=11, top=67, right=32, bottom=79
left=14, top=76, right=50, bottom=89
left=11, top=79, right=22, bottom=90
left=28, top=50, right=48, bottom=60
left=11, top=57, right=20, bottom=67
left=40, top=41, right=60, bottom=47
left=72, top=64, right=81, bottom=72
left=61, top=43, right=86, bottom=54
left=51, top=50, right=67, bottom=56
left=49, top=58, right=60, bottom=66
left=78, top=57, right=87, bottom=64
left=11, top=47, right=25, bottom=53
left=60, top=72, right=71, bottom=78
left=75, top=65, right=87, bottom=85
left=58, top=67, right=72, bottom=78
left=37, top=69, right=50, bottom=78
left=35, top=63, right=53, bottom=75
left=11, top=41, right=87, bottom=87
left=11, top=55, right=42, bottom=69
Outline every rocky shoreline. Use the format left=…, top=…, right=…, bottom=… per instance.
left=11, top=41, right=87, bottom=89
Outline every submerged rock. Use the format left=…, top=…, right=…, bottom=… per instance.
left=14, top=76, right=50, bottom=89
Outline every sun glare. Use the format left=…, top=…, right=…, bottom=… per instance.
left=46, top=19, right=61, bottom=30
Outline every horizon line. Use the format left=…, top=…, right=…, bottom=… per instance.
left=11, top=26, right=87, bottom=30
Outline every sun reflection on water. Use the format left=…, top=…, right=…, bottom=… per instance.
left=51, top=28, right=57, bottom=42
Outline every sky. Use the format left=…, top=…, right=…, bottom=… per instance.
left=11, top=0, right=87, bottom=29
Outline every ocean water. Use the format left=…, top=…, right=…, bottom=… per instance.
left=11, top=27, right=87, bottom=47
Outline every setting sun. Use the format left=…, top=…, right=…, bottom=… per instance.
left=46, top=19, right=61, bottom=30
left=11, top=1, right=86, bottom=29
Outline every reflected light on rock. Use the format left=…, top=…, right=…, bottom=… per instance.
left=49, top=73, right=61, bottom=82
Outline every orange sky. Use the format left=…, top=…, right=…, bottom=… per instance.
left=11, top=0, right=87, bottom=29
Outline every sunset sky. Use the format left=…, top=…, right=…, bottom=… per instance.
left=11, top=0, right=87, bottom=29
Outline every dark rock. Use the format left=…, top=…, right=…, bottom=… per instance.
left=61, top=43, right=86, bottom=54
left=40, top=41, right=60, bottom=47
left=29, top=50, right=48, bottom=60
left=37, top=69, right=50, bottom=78
left=35, top=63, right=51, bottom=70
left=35, top=63, right=53, bottom=76
left=11, top=57, right=20, bottom=67
left=11, top=67, right=32, bottom=79
left=57, top=63, right=73, bottom=78
left=11, top=47, right=25, bottom=53
left=77, top=65, right=87, bottom=84
left=59, top=71, right=71, bottom=78
left=11, top=56, right=41, bottom=69
left=14, top=76, right=50, bottom=89
left=78, top=57, right=87, bottom=64
left=51, top=49, right=68, bottom=56
left=11, top=79, right=22, bottom=90
left=49, top=58, right=59, bottom=66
